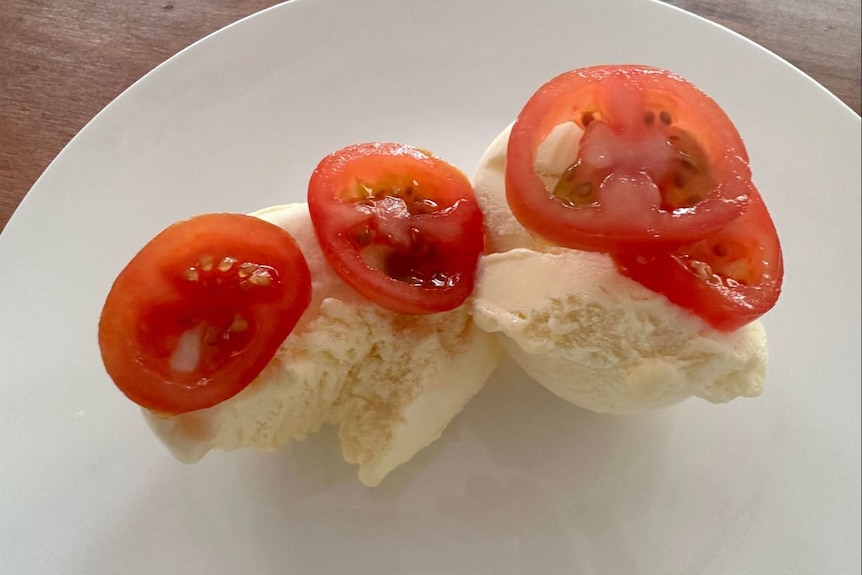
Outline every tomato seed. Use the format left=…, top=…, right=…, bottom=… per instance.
left=659, top=111, right=672, bottom=125
left=553, top=162, right=596, bottom=206
left=412, top=198, right=439, bottom=214
left=230, top=314, right=249, bottom=332
left=237, top=262, right=257, bottom=278
left=183, top=267, right=199, bottom=282
left=644, top=111, right=655, bottom=125
left=248, top=269, right=273, bottom=286
left=687, top=259, right=713, bottom=280
left=218, top=257, right=237, bottom=272
left=724, top=261, right=752, bottom=285
left=575, top=183, right=592, bottom=198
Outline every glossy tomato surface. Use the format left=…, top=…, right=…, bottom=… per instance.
left=98, top=213, right=311, bottom=415
left=506, top=65, right=753, bottom=251
left=307, top=143, right=484, bottom=315
left=614, top=187, right=783, bottom=331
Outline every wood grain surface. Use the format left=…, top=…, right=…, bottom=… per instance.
left=1, top=0, right=860, bottom=232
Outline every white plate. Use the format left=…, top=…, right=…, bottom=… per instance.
left=1, top=0, right=859, bottom=572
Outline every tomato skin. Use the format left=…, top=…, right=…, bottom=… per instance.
left=613, top=187, right=783, bottom=332
left=98, top=213, right=311, bottom=415
left=307, top=143, right=485, bottom=315
left=506, top=65, right=753, bottom=251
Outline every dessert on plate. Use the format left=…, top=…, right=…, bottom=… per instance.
left=471, top=65, right=783, bottom=413
left=99, top=145, right=500, bottom=487
left=97, top=65, right=784, bottom=485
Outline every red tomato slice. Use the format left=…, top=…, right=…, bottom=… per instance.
left=613, top=187, right=783, bottom=331
left=98, top=213, right=312, bottom=415
left=307, top=143, right=484, bottom=315
left=506, top=65, right=753, bottom=251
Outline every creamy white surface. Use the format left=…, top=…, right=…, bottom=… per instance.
left=146, top=203, right=500, bottom=486
left=471, top=123, right=768, bottom=413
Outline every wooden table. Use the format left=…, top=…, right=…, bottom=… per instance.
left=1, top=0, right=859, bottom=233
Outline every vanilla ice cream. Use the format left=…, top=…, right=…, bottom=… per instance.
left=470, top=123, right=767, bottom=413
left=146, top=203, right=500, bottom=486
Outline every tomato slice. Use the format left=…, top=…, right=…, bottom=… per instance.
left=98, top=213, right=312, bottom=415
left=613, top=187, right=783, bottom=331
left=506, top=65, right=753, bottom=251
left=307, top=143, right=484, bottom=314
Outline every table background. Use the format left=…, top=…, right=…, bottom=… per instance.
left=1, top=0, right=860, bottom=233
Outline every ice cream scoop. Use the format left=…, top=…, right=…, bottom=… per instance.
left=146, top=203, right=501, bottom=485
left=471, top=123, right=767, bottom=413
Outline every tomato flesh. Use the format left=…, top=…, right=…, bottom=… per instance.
left=98, top=213, right=311, bottom=415
left=506, top=65, right=752, bottom=251
left=308, top=143, right=484, bottom=315
left=613, top=187, right=783, bottom=331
